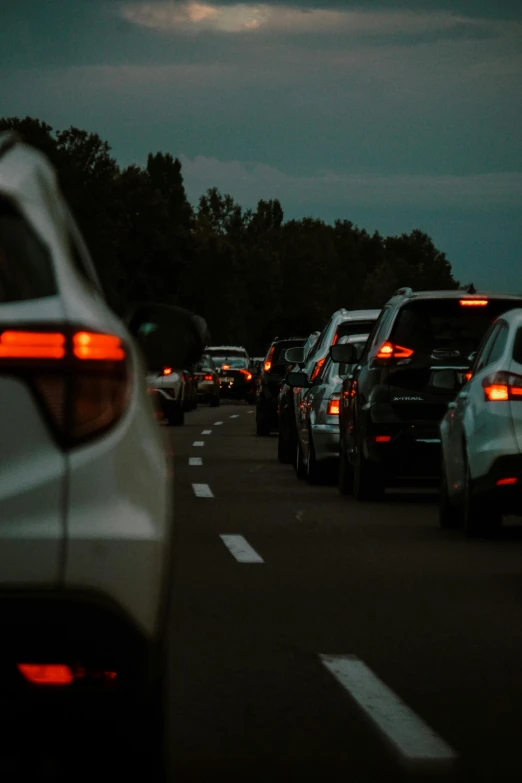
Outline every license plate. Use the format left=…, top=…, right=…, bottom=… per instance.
left=221, top=377, right=234, bottom=383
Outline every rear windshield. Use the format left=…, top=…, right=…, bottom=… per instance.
left=336, top=321, right=376, bottom=341
left=213, top=356, right=248, bottom=369
left=514, top=327, right=522, bottom=365
left=195, top=356, right=216, bottom=372
left=271, top=339, right=305, bottom=364
left=390, top=299, right=522, bottom=361
left=0, top=211, right=57, bottom=303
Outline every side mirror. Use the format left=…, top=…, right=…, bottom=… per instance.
left=285, top=346, right=305, bottom=364
left=127, top=303, right=209, bottom=371
left=330, top=343, right=356, bottom=364
left=430, top=369, right=458, bottom=391
left=286, top=371, right=312, bottom=388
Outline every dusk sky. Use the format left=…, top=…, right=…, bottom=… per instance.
left=1, top=1, right=521, bottom=291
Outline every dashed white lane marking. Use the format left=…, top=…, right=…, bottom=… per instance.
left=219, top=535, right=264, bottom=563
left=230, top=414, right=239, bottom=418
left=320, top=655, right=457, bottom=770
left=189, top=457, right=203, bottom=466
left=192, top=483, right=214, bottom=498
left=214, top=421, right=223, bottom=426
left=295, top=510, right=304, bottom=521
left=193, top=441, right=205, bottom=447
left=202, top=429, right=212, bottom=435
left=247, top=410, right=254, bottom=414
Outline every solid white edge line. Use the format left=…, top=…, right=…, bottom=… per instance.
left=202, top=429, right=212, bottom=435
left=193, top=441, right=205, bottom=447
left=192, top=483, right=214, bottom=498
left=320, top=655, right=457, bottom=770
left=188, top=457, right=203, bottom=466
left=220, top=535, right=264, bottom=563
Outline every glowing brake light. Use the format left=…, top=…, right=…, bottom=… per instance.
left=327, top=396, right=340, bottom=415
left=0, top=331, right=65, bottom=359
left=17, top=663, right=118, bottom=686
left=239, top=369, right=253, bottom=381
left=459, top=299, right=488, bottom=307
left=496, top=477, right=518, bottom=486
left=264, top=345, right=276, bottom=373
left=465, top=372, right=473, bottom=382
left=376, top=342, right=414, bottom=360
left=483, top=371, right=522, bottom=402
left=204, top=375, right=214, bottom=381
left=163, top=367, right=173, bottom=376
left=373, top=435, right=392, bottom=443
left=222, top=364, right=231, bottom=370
left=311, top=357, right=326, bottom=381
left=73, top=332, right=125, bottom=361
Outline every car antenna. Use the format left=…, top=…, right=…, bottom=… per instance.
left=466, top=283, right=476, bottom=294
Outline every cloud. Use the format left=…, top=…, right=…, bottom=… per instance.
left=180, top=155, right=522, bottom=211
left=120, top=2, right=479, bottom=36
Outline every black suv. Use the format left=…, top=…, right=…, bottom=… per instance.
left=338, top=287, right=522, bottom=500
left=256, top=336, right=307, bottom=436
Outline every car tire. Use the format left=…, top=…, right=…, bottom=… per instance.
left=353, top=440, right=384, bottom=501
left=463, top=463, right=502, bottom=538
left=338, top=442, right=354, bottom=495
left=306, top=430, right=323, bottom=485
left=256, top=408, right=271, bottom=436
left=439, top=461, right=461, bottom=529
left=296, top=437, right=307, bottom=480
left=167, top=402, right=184, bottom=426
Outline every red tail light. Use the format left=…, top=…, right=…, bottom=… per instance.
left=311, top=357, right=326, bottom=381
left=222, top=364, right=230, bottom=370
left=373, top=435, right=392, bottom=443
left=459, top=299, right=488, bottom=307
left=496, top=477, right=518, bottom=486
left=376, top=342, right=414, bottom=360
left=0, top=327, right=130, bottom=447
left=482, top=371, right=522, bottom=402
left=204, top=375, right=213, bottom=381
left=239, top=369, right=253, bottom=381
left=327, top=396, right=340, bottom=415
left=17, top=663, right=117, bottom=686
left=264, top=345, right=275, bottom=373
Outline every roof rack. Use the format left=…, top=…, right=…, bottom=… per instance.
left=394, top=287, right=413, bottom=297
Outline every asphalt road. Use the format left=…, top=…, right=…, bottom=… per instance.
left=166, top=400, right=522, bottom=782
left=4, top=400, right=522, bottom=781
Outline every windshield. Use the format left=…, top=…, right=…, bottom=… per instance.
left=391, top=299, right=522, bottom=361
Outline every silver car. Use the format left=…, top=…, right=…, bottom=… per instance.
left=295, top=334, right=370, bottom=483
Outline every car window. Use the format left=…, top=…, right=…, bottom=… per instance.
left=360, top=307, right=392, bottom=362
left=336, top=320, right=376, bottom=341
left=390, top=299, right=522, bottom=361
left=473, top=322, right=502, bottom=374
left=485, top=321, right=509, bottom=367
left=0, top=203, right=57, bottom=302
left=272, top=340, right=305, bottom=364
left=513, top=327, right=522, bottom=365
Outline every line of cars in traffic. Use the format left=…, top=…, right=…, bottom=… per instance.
left=256, top=288, right=522, bottom=536
left=147, top=344, right=262, bottom=425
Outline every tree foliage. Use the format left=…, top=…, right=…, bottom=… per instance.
left=0, top=116, right=460, bottom=353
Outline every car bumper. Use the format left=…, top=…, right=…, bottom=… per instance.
left=473, top=454, right=522, bottom=513
left=312, top=424, right=340, bottom=461
left=365, top=406, right=442, bottom=477
left=197, top=382, right=218, bottom=396
left=0, top=589, right=162, bottom=722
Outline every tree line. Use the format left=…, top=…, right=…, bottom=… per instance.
left=0, top=116, right=459, bottom=354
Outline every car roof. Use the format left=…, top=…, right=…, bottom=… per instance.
left=391, top=289, right=522, bottom=303
left=499, top=308, right=522, bottom=324
left=205, top=345, right=248, bottom=352
left=337, top=309, right=381, bottom=320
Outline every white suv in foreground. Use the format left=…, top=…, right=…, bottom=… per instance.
left=0, top=132, right=206, bottom=776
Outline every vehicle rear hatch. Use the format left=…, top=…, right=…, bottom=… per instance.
left=264, top=339, right=306, bottom=396
left=385, top=297, right=522, bottom=426
left=0, top=206, right=68, bottom=586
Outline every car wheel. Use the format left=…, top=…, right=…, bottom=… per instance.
left=306, top=430, right=323, bottom=485
left=167, top=403, right=184, bottom=426
left=256, top=408, right=271, bottom=436
left=296, top=437, right=307, bottom=479
left=277, top=425, right=293, bottom=464
left=463, top=462, right=502, bottom=537
left=353, top=440, right=384, bottom=501
left=439, top=460, right=461, bottom=529
left=338, top=442, right=353, bottom=495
